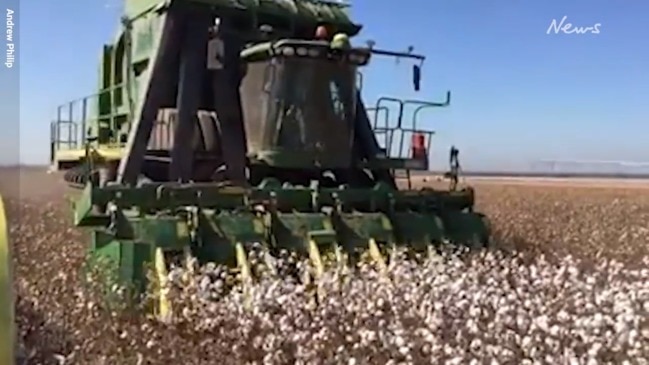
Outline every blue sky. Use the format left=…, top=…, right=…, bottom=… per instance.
left=13, top=0, right=649, bottom=171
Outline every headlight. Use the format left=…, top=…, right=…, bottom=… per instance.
left=296, top=47, right=308, bottom=56
left=307, top=48, right=320, bottom=57
left=282, top=47, right=295, bottom=56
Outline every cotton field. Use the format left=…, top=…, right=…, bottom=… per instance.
left=3, top=168, right=648, bottom=364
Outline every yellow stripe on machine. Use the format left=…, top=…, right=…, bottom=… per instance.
left=0, top=195, right=15, bottom=364
left=235, top=242, right=254, bottom=310
left=53, top=147, right=124, bottom=162
left=154, top=248, right=172, bottom=323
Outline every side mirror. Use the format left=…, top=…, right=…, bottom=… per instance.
left=412, top=64, right=421, bottom=91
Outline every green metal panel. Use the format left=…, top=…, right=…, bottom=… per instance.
left=124, top=0, right=162, bottom=20
left=210, top=211, right=266, bottom=243
left=391, top=212, right=445, bottom=251
left=123, top=0, right=359, bottom=35
left=135, top=216, right=192, bottom=249
left=440, top=211, right=490, bottom=247
left=99, top=45, right=113, bottom=119
left=194, top=210, right=267, bottom=266
left=334, top=212, right=395, bottom=253
left=73, top=184, right=100, bottom=226
left=272, top=212, right=336, bottom=253
left=90, top=216, right=191, bottom=295
left=92, top=232, right=154, bottom=295
left=178, top=0, right=359, bottom=34
left=131, top=12, right=158, bottom=64
left=73, top=182, right=478, bottom=226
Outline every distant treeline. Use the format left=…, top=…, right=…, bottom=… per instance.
left=425, top=171, right=649, bottom=179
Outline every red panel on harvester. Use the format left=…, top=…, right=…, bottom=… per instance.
left=411, top=132, right=427, bottom=160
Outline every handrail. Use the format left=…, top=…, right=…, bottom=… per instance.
left=373, top=92, right=451, bottom=130
left=365, top=106, right=389, bottom=130
left=406, top=92, right=451, bottom=129
left=52, top=82, right=131, bottom=153
left=375, top=97, right=404, bottom=128
left=54, top=82, right=127, bottom=111
left=365, top=106, right=390, bottom=151
left=367, top=48, right=426, bottom=62
left=370, top=94, right=446, bottom=163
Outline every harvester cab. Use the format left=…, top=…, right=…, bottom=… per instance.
left=57, top=0, right=490, bottom=319
left=240, top=38, right=433, bottom=166
left=239, top=38, right=364, bottom=172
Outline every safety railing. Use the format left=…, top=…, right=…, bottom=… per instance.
left=366, top=91, right=450, bottom=161
left=50, top=83, right=130, bottom=161
left=51, top=100, right=86, bottom=152
left=371, top=127, right=434, bottom=162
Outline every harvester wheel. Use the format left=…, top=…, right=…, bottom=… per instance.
left=63, top=163, right=91, bottom=189
left=0, top=195, right=15, bottom=364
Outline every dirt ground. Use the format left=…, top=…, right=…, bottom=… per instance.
left=1, top=166, right=648, bottom=364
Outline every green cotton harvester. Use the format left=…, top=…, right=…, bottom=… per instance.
left=51, top=0, right=490, bottom=319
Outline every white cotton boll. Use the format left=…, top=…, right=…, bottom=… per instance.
left=445, top=357, right=464, bottom=365
left=533, top=315, right=550, bottom=332
left=521, top=336, right=533, bottom=350
left=469, top=338, right=482, bottom=352
left=399, top=345, right=410, bottom=356
left=549, top=324, right=561, bottom=337
left=556, top=309, right=570, bottom=322
left=592, top=312, right=604, bottom=328
left=566, top=354, right=580, bottom=365
left=587, top=342, right=603, bottom=357
left=468, top=304, right=481, bottom=318
left=124, top=235, right=649, bottom=364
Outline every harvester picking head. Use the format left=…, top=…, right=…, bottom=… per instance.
left=64, top=0, right=490, bottom=319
